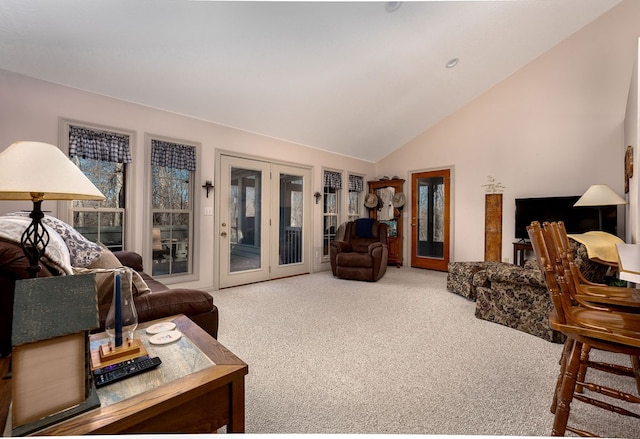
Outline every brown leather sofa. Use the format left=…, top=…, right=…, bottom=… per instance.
left=330, top=219, right=388, bottom=282
left=0, top=239, right=218, bottom=356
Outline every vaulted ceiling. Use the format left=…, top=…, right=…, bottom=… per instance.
left=0, top=0, right=622, bottom=162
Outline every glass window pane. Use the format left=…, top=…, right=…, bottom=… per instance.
left=348, top=190, right=359, bottom=217
left=73, top=211, right=123, bottom=251
left=279, top=174, right=303, bottom=265
left=151, top=164, right=194, bottom=277
left=323, top=215, right=337, bottom=256
left=73, top=211, right=99, bottom=243
left=324, top=190, right=337, bottom=214
left=73, top=158, right=124, bottom=209
left=99, top=212, right=123, bottom=251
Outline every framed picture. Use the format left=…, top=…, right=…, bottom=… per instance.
left=381, top=220, right=397, bottom=237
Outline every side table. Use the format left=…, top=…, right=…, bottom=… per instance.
left=513, top=241, right=533, bottom=267
left=2, top=314, right=248, bottom=435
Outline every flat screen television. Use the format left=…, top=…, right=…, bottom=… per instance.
left=514, top=196, right=617, bottom=241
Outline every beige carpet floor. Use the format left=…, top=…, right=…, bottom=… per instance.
left=214, top=267, right=639, bottom=436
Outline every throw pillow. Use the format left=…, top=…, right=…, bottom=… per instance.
left=84, top=243, right=151, bottom=304
left=8, top=212, right=103, bottom=267
left=87, top=243, right=122, bottom=270
left=355, top=218, right=374, bottom=238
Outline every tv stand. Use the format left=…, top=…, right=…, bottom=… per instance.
left=513, top=241, right=533, bottom=267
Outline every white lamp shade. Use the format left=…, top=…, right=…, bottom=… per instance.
left=0, top=141, right=105, bottom=201
left=573, top=184, right=626, bottom=207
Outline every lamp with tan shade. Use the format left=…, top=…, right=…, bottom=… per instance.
left=573, top=184, right=626, bottom=230
left=0, top=141, right=105, bottom=277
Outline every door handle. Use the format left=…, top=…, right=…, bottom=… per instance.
left=220, top=232, right=227, bottom=237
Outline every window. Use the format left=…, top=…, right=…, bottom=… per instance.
left=323, top=170, right=342, bottom=257
left=348, top=174, right=364, bottom=222
left=150, top=139, right=196, bottom=277
left=68, top=125, right=131, bottom=251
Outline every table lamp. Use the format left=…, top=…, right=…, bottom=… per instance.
left=0, top=141, right=105, bottom=277
left=573, top=184, right=626, bottom=230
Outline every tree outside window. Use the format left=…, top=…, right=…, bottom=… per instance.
left=151, top=139, right=196, bottom=277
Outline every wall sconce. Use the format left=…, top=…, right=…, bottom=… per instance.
left=314, top=191, right=322, bottom=204
left=202, top=180, right=213, bottom=198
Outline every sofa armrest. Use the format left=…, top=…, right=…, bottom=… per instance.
left=367, top=241, right=384, bottom=255
left=330, top=240, right=351, bottom=253
left=484, top=263, right=545, bottom=288
left=98, top=289, right=214, bottom=329
left=113, top=250, right=145, bottom=272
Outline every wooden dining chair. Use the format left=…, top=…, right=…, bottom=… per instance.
left=528, top=221, right=640, bottom=436
left=547, top=221, right=640, bottom=310
left=544, top=221, right=640, bottom=391
left=538, top=222, right=640, bottom=374
left=544, top=221, right=640, bottom=396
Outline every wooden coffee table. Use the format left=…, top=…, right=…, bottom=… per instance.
left=2, top=314, right=248, bottom=435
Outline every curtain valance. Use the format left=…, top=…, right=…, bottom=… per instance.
left=349, top=175, right=364, bottom=192
left=151, top=140, right=196, bottom=172
left=69, top=126, right=132, bottom=164
left=324, top=171, right=342, bottom=189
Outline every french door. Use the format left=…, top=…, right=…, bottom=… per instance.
left=411, top=169, right=450, bottom=271
left=217, top=155, right=311, bottom=288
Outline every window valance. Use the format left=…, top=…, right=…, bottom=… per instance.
left=69, top=126, right=132, bottom=164
left=324, top=171, right=342, bottom=189
left=151, top=139, right=196, bottom=172
left=349, top=175, right=364, bottom=192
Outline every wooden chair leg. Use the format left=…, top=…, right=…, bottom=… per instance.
left=576, top=344, right=591, bottom=394
left=633, top=355, right=640, bottom=395
left=552, top=339, right=573, bottom=414
left=552, top=340, right=582, bottom=436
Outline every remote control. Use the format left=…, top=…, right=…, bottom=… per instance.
left=93, top=355, right=154, bottom=375
left=93, top=356, right=162, bottom=387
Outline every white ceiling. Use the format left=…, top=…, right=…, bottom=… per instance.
left=0, top=0, right=623, bottom=162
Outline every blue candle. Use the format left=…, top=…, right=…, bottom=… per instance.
left=115, top=273, right=123, bottom=346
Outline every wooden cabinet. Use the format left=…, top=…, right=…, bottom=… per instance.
left=368, top=179, right=405, bottom=266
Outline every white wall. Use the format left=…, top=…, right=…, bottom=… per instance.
left=378, top=0, right=640, bottom=263
left=0, top=69, right=376, bottom=290
left=624, top=39, right=639, bottom=243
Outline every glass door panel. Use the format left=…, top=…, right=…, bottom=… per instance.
left=271, top=164, right=311, bottom=279
left=411, top=169, right=450, bottom=271
left=417, top=177, right=444, bottom=258
left=218, top=156, right=270, bottom=288
left=229, top=167, right=262, bottom=272
left=278, top=174, right=303, bottom=265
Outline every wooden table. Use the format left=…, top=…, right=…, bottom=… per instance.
left=2, top=314, right=248, bottom=435
left=616, top=243, right=640, bottom=284
left=513, top=241, right=533, bottom=267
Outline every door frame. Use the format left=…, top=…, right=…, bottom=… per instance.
left=410, top=168, right=451, bottom=271
left=214, top=150, right=312, bottom=289
left=217, top=155, right=271, bottom=288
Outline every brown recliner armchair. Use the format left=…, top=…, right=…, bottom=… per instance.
left=330, top=219, right=388, bottom=281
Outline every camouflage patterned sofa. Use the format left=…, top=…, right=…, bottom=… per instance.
left=446, top=261, right=500, bottom=301
left=447, top=239, right=605, bottom=343
left=473, top=260, right=564, bottom=343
